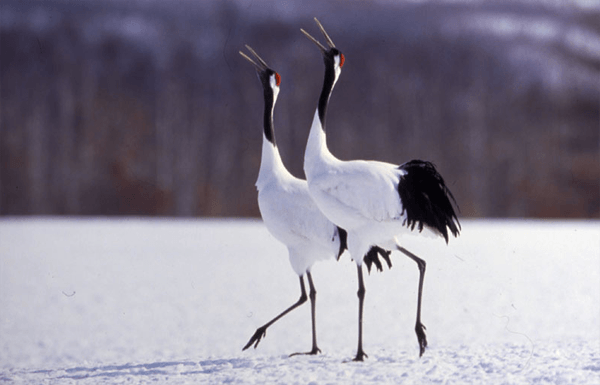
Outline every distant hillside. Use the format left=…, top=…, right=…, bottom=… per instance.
left=1, top=0, right=598, bottom=217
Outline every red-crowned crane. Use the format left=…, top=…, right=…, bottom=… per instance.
left=301, top=18, right=460, bottom=361
left=239, top=46, right=390, bottom=356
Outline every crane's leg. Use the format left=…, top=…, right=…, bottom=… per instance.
left=398, top=246, right=428, bottom=357
left=290, top=271, right=322, bottom=356
left=353, top=264, right=368, bottom=361
left=242, top=276, right=308, bottom=351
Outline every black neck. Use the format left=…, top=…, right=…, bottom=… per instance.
left=263, top=87, right=276, bottom=145
left=317, top=59, right=336, bottom=132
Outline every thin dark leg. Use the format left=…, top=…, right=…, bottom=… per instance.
left=398, top=246, right=428, bottom=357
left=290, top=271, right=321, bottom=356
left=242, top=276, right=308, bottom=351
left=353, top=264, right=368, bottom=361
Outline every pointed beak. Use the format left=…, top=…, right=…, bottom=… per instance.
left=300, top=28, right=327, bottom=53
left=313, top=18, right=336, bottom=49
left=239, top=45, right=269, bottom=72
left=300, top=17, right=336, bottom=53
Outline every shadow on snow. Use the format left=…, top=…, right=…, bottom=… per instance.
left=47, top=358, right=256, bottom=380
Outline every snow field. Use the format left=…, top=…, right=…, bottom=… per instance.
left=0, top=218, right=598, bottom=384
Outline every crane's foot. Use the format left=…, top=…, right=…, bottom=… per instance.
left=289, top=346, right=321, bottom=357
left=242, top=326, right=267, bottom=351
left=352, top=349, right=368, bottom=362
left=415, top=322, right=428, bottom=357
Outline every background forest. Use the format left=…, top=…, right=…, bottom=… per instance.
left=1, top=0, right=598, bottom=218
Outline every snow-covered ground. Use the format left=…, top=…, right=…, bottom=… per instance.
left=0, top=218, right=598, bottom=384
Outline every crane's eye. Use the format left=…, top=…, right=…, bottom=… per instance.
left=275, top=72, right=281, bottom=86
left=339, top=53, right=345, bottom=68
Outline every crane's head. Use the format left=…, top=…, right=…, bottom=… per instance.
left=239, top=45, right=281, bottom=100
left=301, top=18, right=344, bottom=80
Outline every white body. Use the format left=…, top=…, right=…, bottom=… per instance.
left=304, top=111, right=439, bottom=264
left=257, top=137, right=341, bottom=275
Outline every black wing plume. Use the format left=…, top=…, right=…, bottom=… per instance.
left=397, top=160, right=460, bottom=243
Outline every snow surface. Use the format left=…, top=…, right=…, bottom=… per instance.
left=0, top=218, right=598, bottom=384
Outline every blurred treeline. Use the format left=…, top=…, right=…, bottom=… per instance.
left=1, top=0, right=598, bottom=218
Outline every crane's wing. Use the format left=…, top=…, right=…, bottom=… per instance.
left=308, top=160, right=405, bottom=223
left=258, top=177, right=340, bottom=251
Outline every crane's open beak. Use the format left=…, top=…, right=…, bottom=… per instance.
left=239, top=45, right=269, bottom=72
left=300, top=17, right=336, bottom=52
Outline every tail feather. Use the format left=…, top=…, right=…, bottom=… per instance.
left=398, top=160, right=460, bottom=243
